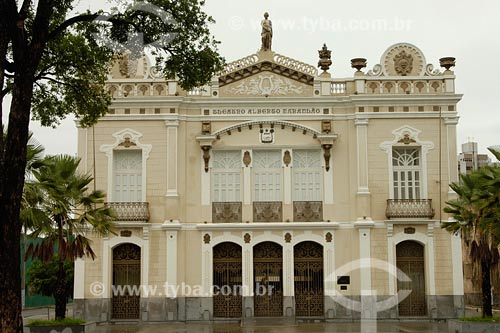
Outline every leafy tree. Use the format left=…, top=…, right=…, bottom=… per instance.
left=23, top=154, right=115, bottom=320
left=27, top=256, right=74, bottom=303
left=0, top=1, right=223, bottom=331
left=442, top=147, right=500, bottom=318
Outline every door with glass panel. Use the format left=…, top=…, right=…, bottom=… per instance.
left=253, top=151, right=282, bottom=222
left=212, top=150, right=242, bottom=223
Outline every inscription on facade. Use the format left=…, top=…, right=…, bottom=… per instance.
left=209, top=107, right=321, bottom=116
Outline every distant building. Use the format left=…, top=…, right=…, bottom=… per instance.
left=458, top=141, right=490, bottom=175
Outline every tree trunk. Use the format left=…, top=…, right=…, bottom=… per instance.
left=54, top=259, right=67, bottom=320
left=0, top=64, right=35, bottom=333
left=481, top=260, right=493, bottom=317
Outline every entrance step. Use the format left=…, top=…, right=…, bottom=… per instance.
left=241, top=317, right=297, bottom=327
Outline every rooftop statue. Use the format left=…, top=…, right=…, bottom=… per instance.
left=260, top=12, right=273, bottom=51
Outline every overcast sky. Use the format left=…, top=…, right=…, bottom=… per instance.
left=2, top=0, right=500, bottom=157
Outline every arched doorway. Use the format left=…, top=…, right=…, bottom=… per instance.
left=112, top=243, right=141, bottom=319
left=213, top=242, right=243, bottom=318
left=294, top=241, right=324, bottom=317
left=396, top=240, right=426, bottom=316
left=253, top=242, right=283, bottom=317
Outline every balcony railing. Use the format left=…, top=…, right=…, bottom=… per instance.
left=106, top=202, right=150, bottom=222
left=386, top=199, right=435, bottom=219
left=253, top=202, right=282, bottom=223
left=293, top=201, right=323, bottom=222
left=212, top=202, right=242, bottom=223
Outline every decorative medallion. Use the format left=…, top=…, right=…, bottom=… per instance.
left=284, top=233, right=292, bottom=243
left=244, top=233, right=251, bottom=244
left=376, top=43, right=427, bottom=77
left=118, top=53, right=138, bottom=78
left=398, top=134, right=416, bottom=145
left=203, top=233, right=211, bottom=244
left=229, top=74, right=304, bottom=96
left=243, top=151, right=252, bottom=167
left=393, top=50, right=413, bottom=76
left=118, top=137, right=137, bottom=148
left=283, top=150, right=291, bottom=167
left=325, top=232, right=333, bottom=243
left=260, top=128, right=275, bottom=144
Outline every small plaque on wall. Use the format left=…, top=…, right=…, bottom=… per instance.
left=337, top=276, right=350, bottom=285
left=404, top=227, right=416, bottom=234
left=120, top=230, right=132, bottom=237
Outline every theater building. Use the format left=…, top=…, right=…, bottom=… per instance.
left=74, top=35, right=464, bottom=321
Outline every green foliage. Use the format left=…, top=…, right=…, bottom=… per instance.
left=2, top=0, right=224, bottom=128
left=27, top=318, right=85, bottom=326
left=24, top=154, right=116, bottom=262
left=26, top=257, right=73, bottom=300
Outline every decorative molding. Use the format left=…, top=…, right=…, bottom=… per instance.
left=283, top=150, right=291, bottom=167
left=203, top=233, right=211, bottom=244
left=322, top=144, right=332, bottom=172
left=243, top=150, right=252, bottom=168
left=201, top=146, right=211, bottom=173
left=229, top=74, right=305, bottom=96
left=100, top=128, right=152, bottom=202
left=244, top=233, right=251, bottom=244
left=380, top=125, right=434, bottom=199
left=284, top=232, right=292, bottom=243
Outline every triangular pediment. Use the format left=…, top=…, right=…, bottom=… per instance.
left=219, top=51, right=317, bottom=87
left=218, top=51, right=317, bottom=97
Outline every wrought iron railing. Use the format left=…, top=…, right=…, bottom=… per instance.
left=212, top=202, right=242, bottom=223
left=293, top=201, right=323, bottom=222
left=386, top=199, right=435, bottom=219
left=253, top=202, right=282, bottom=223
left=105, top=202, right=150, bottom=222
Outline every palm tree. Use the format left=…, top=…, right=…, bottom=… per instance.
left=443, top=148, right=500, bottom=318
left=22, top=154, right=115, bottom=319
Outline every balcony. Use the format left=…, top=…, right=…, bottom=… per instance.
left=105, top=202, right=150, bottom=222
left=253, top=202, right=282, bottom=223
left=212, top=202, right=242, bottom=223
left=386, top=199, right=435, bottom=219
left=293, top=201, right=323, bottom=222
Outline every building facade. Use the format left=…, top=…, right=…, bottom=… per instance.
left=458, top=141, right=491, bottom=176
left=74, top=39, right=464, bottom=322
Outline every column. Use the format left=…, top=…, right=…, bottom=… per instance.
left=165, top=120, right=179, bottom=197
left=445, top=117, right=459, bottom=196
left=165, top=230, right=178, bottom=297
left=282, top=232, right=294, bottom=317
left=355, top=118, right=371, bottom=220
left=242, top=232, right=253, bottom=318
left=451, top=232, right=464, bottom=315
left=357, top=225, right=375, bottom=319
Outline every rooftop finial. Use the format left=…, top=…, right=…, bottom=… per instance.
left=318, top=43, right=332, bottom=74
left=260, top=12, right=273, bottom=51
